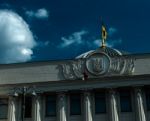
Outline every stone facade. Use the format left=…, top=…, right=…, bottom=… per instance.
left=0, top=47, right=150, bottom=121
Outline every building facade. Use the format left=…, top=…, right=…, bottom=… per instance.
left=0, top=47, right=150, bottom=121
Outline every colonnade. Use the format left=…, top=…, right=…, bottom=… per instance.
left=7, top=88, right=147, bottom=121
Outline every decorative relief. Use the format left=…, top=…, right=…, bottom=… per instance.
left=61, top=63, right=74, bottom=79
left=61, top=52, right=135, bottom=80
left=86, top=53, right=110, bottom=76
left=110, top=57, right=135, bottom=75
left=72, top=59, right=85, bottom=78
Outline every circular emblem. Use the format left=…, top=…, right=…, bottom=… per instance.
left=86, top=52, right=111, bottom=76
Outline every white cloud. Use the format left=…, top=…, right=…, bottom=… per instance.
left=59, top=30, right=88, bottom=48
left=26, top=8, right=49, bottom=19
left=93, top=27, right=121, bottom=47
left=59, top=27, right=121, bottom=49
left=0, top=10, right=36, bottom=64
left=93, top=39, right=122, bottom=47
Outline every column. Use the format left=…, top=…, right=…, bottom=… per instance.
left=57, top=92, right=67, bottom=121
left=33, top=95, right=42, bottom=121
left=83, top=91, right=93, bottom=121
left=108, top=89, right=119, bottom=121
left=134, top=88, right=147, bottom=121
left=8, top=97, right=17, bottom=121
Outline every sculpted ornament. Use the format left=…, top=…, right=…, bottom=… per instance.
left=72, top=59, right=85, bottom=78
left=61, top=63, right=74, bottom=79
left=61, top=52, right=135, bottom=80
left=86, top=53, right=111, bottom=76
left=109, top=57, right=135, bottom=75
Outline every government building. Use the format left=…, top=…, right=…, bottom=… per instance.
left=0, top=40, right=150, bottom=121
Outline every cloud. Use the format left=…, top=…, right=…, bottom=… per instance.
left=93, top=27, right=121, bottom=47
left=26, top=8, right=49, bottom=19
left=59, top=30, right=88, bottom=48
left=59, top=27, right=121, bottom=49
left=93, top=39, right=122, bottom=47
left=0, top=10, right=36, bottom=64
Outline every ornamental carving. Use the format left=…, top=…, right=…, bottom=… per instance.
left=86, top=53, right=110, bottom=76
left=72, top=59, right=85, bottom=78
left=61, top=63, right=74, bottom=79
left=61, top=52, right=135, bottom=80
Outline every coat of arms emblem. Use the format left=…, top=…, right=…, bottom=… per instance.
left=92, top=58, right=104, bottom=72
left=86, top=53, right=110, bottom=76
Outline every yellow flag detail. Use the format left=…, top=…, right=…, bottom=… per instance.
left=102, top=25, right=107, bottom=40
left=101, top=24, right=107, bottom=47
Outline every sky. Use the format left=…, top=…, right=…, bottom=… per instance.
left=0, top=0, right=150, bottom=64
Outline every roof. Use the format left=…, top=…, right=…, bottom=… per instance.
left=76, top=46, right=124, bottom=59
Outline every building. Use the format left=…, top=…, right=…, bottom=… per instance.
left=0, top=45, right=150, bottom=121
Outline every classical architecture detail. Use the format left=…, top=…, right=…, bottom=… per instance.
left=33, top=96, right=42, bottom=121
left=72, top=59, right=85, bottom=78
left=8, top=97, right=17, bottom=121
left=134, top=88, right=147, bottom=121
left=110, top=57, right=135, bottom=75
left=108, top=89, right=119, bottom=121
left=57, top=93, right=67, bottom=121
left=61, top=63, right=74, bottom=79
left=61, top=47, right=135, bottom=80
left=0, top=42, right=150, bottom=121
left=85, top=52, right=110, bottom=76
left=83, top=92, right=93, bottom=121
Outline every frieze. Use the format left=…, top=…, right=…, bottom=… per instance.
left=61, top=52, right=135, bottom=80
left=72, top=59, right=85, bottom=78
left=85, top=52, right=111, bottom=76
left=61, top=63, right=74, bottom=79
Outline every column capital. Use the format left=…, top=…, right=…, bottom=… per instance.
left=57, top=92, right=67, bottom=121
left=108, top=88, right=117, bottom=95
left=57, top=92, right=66, bottom=100
left=83, top=91, right=91, bottom=96
left=134, top=88, right=142, bottom=94
left=33, top=94, right=42, bottom=100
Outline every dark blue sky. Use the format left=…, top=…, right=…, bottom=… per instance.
left=0, top=0, right=150, bottom=62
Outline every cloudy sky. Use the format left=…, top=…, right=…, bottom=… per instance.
left=0, top=0, right=150, bottom=64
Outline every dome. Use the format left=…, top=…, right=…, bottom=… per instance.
left=76, top=47, right=124, bottom=59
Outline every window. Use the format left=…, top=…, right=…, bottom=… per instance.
left=70, top=94, right=81, bottom=115
left=24, top=96, right=32, bottom=118
left=95, top=92, right=106, bottom=114
left=119, top=90, right=132, bottom=112
left=0, top=98, right=8, bottom=119
left=46, top=95, right=56, bottom=116
left=145, top=89, right=150, bottom=110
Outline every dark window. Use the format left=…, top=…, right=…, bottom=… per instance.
left=119, top=90, right=132, bottom=112
left=145, top=89, right=150, bottom=110
left=95, top=92, right=106, bottom=114
left=0, top=98, right=8, bottom=119
left=70, top=94, right=81, bottom=115
left=25, top=96, right=32, bottom=118
left=46, top=95, right=56, bottom=116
